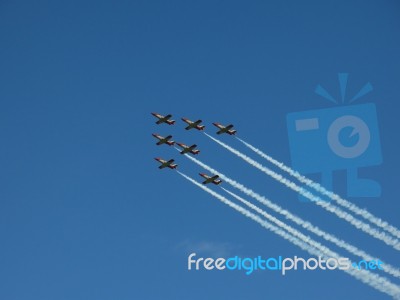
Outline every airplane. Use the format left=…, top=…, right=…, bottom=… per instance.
left=155, top=158, right=178, bottom=169
left=151, top=112, right=175, bottom=125
left=213, top=122, right=237, bottom=135
left=152, top=133, right=175, bottom=146
left=199, top=173, right=222, bottom=185
left=176, top=142, right=200, bottom=155
left=181, top=118, right=205, bottom=130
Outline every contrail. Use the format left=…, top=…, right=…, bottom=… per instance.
left=222, top=186, right=400, bottom=279
left=181, top=151, right=400, bottom=279
left=176, top=171, right=400, bottom=299
left=220, top=186, right=335, bottom=254
left=204, top=133, right=400, bottom=250
left=236, top=137, right=400, bottom=240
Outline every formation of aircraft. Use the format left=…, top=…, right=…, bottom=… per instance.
left=176, top=143, right=200, bottom=155
left=199, top=173, right=222, bottom=185
left=154, top=158, right=178, bottom=169
left=152, top=113, right=238, bottom=185
left=152, top=133, right=175, bottom=146
left=213, top=123, right=236, bottom=135
left=151, top=113, right=175, bottom=125
left=181, top=118, right=205, bottom=131
left=152, top=112, right=236, bottom=135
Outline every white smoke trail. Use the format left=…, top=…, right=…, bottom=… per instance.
left=204, top=133, right=400, bottom=250
left=222, top=186, right=400, bottom=279
left=236, top=137, right=400, bottom=240
left=181, top=152, right=400, bottom=278
left=177, top=171, right=400, bottom=299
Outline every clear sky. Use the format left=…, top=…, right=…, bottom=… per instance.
left=0, top=0, right=399, bottom=299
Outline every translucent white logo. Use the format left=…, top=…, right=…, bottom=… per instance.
left=188, top=253, right=384, bottom=276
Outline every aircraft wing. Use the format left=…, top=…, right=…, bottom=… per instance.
left=155, top=157, right=176, bottom=169
left=153, top=113, right=174, bottom=124
left=183, top=118, right=201, bottom=130
left=152, top=113, right=162, bottom=118
left=155, top=157, right=166, bottom=168
left=153, top=133, right=163, bottom=139
left=210, top=175, right=219, bottom=180
left=225, top=124, right=234, bottom=130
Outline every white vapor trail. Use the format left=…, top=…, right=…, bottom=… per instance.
left=222, top=187, right=400, bottom=279
left=176, top=171, right=400, bottom=299
left=182, top=152, right=400, bottom=279
left=204, top=133, right=400, bottom=251
left=236, top=137, right=400, bottom=240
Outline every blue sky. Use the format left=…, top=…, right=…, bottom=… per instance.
left=0, top=0, right=399, bottom=299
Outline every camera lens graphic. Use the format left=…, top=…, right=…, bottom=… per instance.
left=327, top=115, right=371, bottom=159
